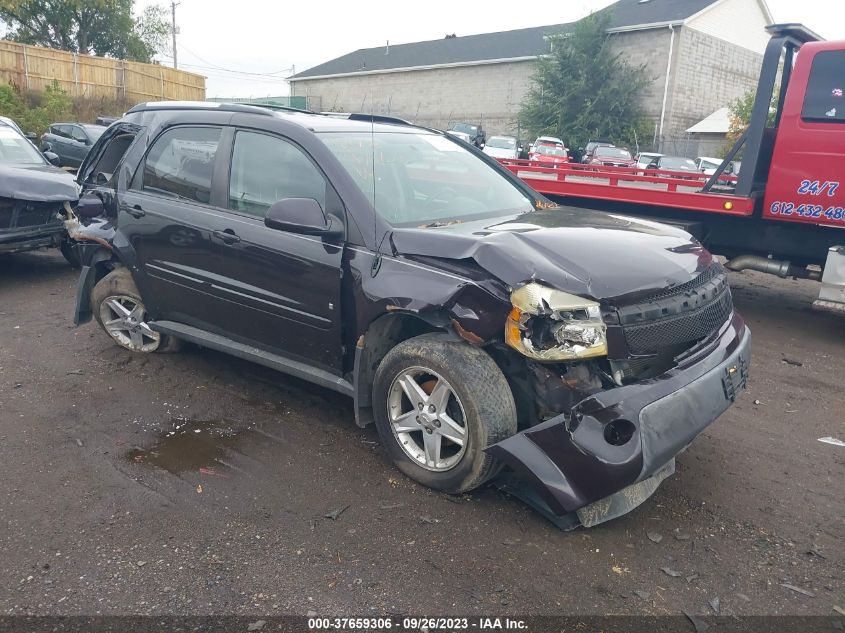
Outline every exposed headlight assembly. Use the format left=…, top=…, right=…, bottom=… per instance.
left=505, top=283, right=607, bottom=361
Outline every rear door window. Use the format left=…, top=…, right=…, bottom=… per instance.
left=228, top=130, right=327, bottom=217
left=142, top=126, right=221, bottom=204
left=802, top=51, right=845, bottom=123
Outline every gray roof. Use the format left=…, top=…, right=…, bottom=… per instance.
left=293, top=0, right=719, bottom=79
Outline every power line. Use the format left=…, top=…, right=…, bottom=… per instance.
left=175, top=42, right=295, bottom=77
left=158, top=55, right=293, bottom=80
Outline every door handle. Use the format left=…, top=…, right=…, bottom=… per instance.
left=124, top=204, right=145, bottom=218
left=212, top=229, right=241, bottom=244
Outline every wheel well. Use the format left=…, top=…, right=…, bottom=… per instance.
left=93, top=257, right=120, bottom=283
left=353, top=312, right=446, bottom=427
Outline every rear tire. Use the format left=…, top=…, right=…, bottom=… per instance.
left=372, top=333, right=517, bottom=494
left=91, top=268, right=181, bottom=353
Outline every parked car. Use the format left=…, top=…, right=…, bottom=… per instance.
left=646, top=155, right=700, bottom=173
left=529, top=135, right=565, bottom=152
left=40, top=123, right=106, bottom=168
left=445, top=129, right=472, bottom=144
left=695, top=156, right=741, bottom=176
left=580, top=140, right=613, bottom=163
left=482, top=135, right=520, bottom=160
left=67, top=102, right=750, bottom=528
left=634, top=152, right=663, bottom=169
left=448, top=122, right=485, bottom=147
left=0, top=117, right=79, bottom=261
left=588, top=145, right=636, bottom=168
left=95, top=115, right=120, bottom=126
left=529, top=143, right=569, bottom=165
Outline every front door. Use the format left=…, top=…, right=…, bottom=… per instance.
left=205, top=128, right=344, bottom=372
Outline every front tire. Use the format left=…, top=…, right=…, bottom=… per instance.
left=91, top=268, right=181, bottom=353
left=372, top=333, right=517, bottom=494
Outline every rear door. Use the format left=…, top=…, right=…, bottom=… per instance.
left=51, top=125, right=74, bottom=161
left=116, top=125, right=226, bottom=330
left=67, top=125, right=90, bottom=166
left=118, top=124, right=344, bottom=373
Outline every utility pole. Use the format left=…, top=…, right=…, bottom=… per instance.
left=171, top=1, right=180, bottom=69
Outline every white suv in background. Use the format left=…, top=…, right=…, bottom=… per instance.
left=482, top=135, right=520, bottom=159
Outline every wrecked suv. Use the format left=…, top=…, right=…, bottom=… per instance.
left=68, top=102, right=750, bottom=528
left=0, top=116, right=79, bottom=261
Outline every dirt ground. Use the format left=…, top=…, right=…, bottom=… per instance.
left=0, top=249, right=843, bottom=618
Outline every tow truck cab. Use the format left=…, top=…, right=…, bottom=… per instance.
left=718, top=24, right=845, bottom=312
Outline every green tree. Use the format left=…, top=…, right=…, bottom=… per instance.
left=726, top=88, right=778, bottom=143
left=0, top=0, right=169, bottom=62
left=0, top=80, right=72, bottom=136
left=518, top=11, right=653, bottom=151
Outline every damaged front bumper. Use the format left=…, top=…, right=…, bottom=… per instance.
left=0, top=222, right=65, bottom=253
left=488, top=311, right=750, bottom=528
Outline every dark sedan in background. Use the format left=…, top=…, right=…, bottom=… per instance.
left=40, top=123, right=106, bottom=168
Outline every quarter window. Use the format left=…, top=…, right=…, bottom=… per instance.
left=228, top=131, right=327, bottom=217
left=142, top=127, right=221, bottom=203
left=802, top=51, right=845, bottom=123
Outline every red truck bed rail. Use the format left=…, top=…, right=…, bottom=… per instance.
left=498, top=159, right=754, bottom=217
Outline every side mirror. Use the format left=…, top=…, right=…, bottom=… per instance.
left=44, top=151, right=61, bottom=166
left=264, top=198, right=341, bottom=237
left=76, top=192, right=105, bottom=218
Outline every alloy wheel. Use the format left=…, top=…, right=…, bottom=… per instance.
left=99, top=295, right=160, bottom=352
left=387, top=367, right=468, bottom=471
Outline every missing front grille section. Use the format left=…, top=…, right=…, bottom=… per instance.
left=0, top=199, right=62, bottom=230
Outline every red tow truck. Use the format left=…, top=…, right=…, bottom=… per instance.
left=499, top=24, right=845, bottom=314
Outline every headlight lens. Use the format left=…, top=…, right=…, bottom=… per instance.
left=505, top=283, right=607, bottom=361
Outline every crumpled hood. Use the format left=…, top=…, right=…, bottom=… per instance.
left=389, top=206, right=713, bottom=303
left=0, top=164, right=79, bottom=202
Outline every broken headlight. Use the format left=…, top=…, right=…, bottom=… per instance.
left=505, top=283, right=607, bottom=361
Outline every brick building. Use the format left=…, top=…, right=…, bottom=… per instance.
left=289, top=0, right=772, bottom=153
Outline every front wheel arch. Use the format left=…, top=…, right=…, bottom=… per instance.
left=353, top=311, right=463, bottom=428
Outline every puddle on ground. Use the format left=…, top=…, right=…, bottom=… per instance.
left=125, top=417, right=254, bottom=475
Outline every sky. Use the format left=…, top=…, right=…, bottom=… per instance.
left=138, top=0, right=845, bottom=98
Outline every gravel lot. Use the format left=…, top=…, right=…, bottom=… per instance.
left=0, top=249, right=843, bottom=617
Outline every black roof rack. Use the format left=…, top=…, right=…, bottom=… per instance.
left=126, top=101, right=276, bottom=117
left=346, top=113, right=412, bottom=126
left=248, top=103, right=317, bottom=115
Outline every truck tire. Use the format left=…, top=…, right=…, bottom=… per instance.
left=91, top=268, right=181, bottom=353
left=372, top=333, right=517, bottom=494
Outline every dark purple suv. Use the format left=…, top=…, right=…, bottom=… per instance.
left=66, top=102, right=750, bottom=528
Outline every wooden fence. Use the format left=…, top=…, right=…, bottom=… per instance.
left=0, top=40, right=205, bottom=101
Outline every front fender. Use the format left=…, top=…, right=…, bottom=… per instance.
left=73, top=246, right=114, bottom=325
